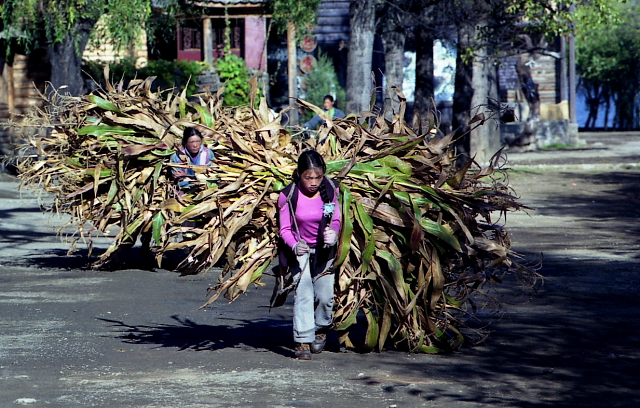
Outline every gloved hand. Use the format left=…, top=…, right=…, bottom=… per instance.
left=323, top=227, right=338, bottom=246
left=293, top=240, right=310, bottom=256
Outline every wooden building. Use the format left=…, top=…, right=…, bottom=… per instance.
left=0, top=50, right=50, bottom=157
left=176, top=0, right=268, bottom=71
left=315, top=0, right=350, bottom=45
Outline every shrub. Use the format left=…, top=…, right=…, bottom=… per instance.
left=301, top=52, right=346, bottom=121
left=215, top=54, right=251, bottom=106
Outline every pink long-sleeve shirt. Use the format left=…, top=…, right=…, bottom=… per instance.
left=278, top=188, right=341, bottom=248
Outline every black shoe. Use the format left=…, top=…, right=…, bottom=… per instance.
left=310, top=333, right=327, bottom=354
left=294, top=343, right=312, bottom=360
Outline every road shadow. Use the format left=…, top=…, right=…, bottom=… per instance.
left=340, top=252, right=640, bottom=407
left=97, top=315, right=345, bottom=359
left=6, top=246, right=164, bottom=271
left=514, top=171, right=640, bottom=260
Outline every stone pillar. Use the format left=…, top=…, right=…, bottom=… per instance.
left=244, top=17, right=267, bottom=71
left=203, top=18, right=213, bottom=65
left=287, top=22, right=298, bottom=125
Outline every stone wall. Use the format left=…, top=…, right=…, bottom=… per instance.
left=501, top=119, right=580, bottom=151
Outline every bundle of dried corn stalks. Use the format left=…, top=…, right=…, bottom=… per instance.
left=16, top=74, right=536, bottom=352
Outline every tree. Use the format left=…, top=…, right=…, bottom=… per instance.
left=380, top=10, right=406, bottom=120
left=444, top=0, right=623, bottom=161
left=346, top=0, right=376, bottom=115
left=413, top=18, right=435, bottom=127
left=576, top=1, right=640, bottom=129
left=270, top=0, right=322, bottom=124
left=1, top=0, right=152, bottom=96
left=378, top=0, right=437, bottom=126
left=301, top=52, right=345, bottom=121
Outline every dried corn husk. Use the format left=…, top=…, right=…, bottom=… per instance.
left=16, top=76, right=537, bottom=352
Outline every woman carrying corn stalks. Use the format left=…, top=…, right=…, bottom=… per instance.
left=278, top=150, right=341, bottom=360
left=170, top=128, right=215, bottom=190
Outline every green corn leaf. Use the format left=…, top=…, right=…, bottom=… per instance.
left=87, top=95, right=124, bottom=114
left=377, top=250, right=406, bottom=303
left=85, top=168, right=114, bottom=178
left=250, top=257, right=272, bottom=283
left=105, top=178, right=118, bottom=205
left=152, top=162, right=163, bottom=190
left=449, top=326, right=465, bottom=349
left=192, top=104, right=215, bottom=127
left=123, top=215, right=145, bottom=241
left=64, top=157, right=83, bottom=168
left=444, top=294, right=463, bottom=308
left=378, top=302, right=393, bottom=352
left=326, top=159, right=350, bottom=173
left=336, top=185, right=354, bottom=266
left=361, top=235, right=376, bottom=276
left=420, top=218, right=461, bottom=252
left=152, top=149, right=176, bottom=156
left=418, top=345, right=443, bottom=354
left=364, top=308, right=380, bottom=350
left=378, top=155, right=412, bottom=175
left=355, top=200, right=374, bottom=235
left=152, top=211, right=165, bottom=246
left=273, top=179, right=285, bottom=192
left=78, top=125, right=136, bottom=136
left=336, top=307, right=359, bottom=331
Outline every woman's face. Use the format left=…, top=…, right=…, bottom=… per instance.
left=185, top=135, right=202, bottom=155
left=299, top=167, right=324, bottom=195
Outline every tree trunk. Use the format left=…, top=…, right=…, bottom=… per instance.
left=48, top=20, right=95, bottom=96
left=452, top=22, right=475, bottom=162
left=381, top=23, right=405, bottom=121
left=469, top=37, right=500, bottom=165
left=286, top=22, right=299, bottom=125
left=346, top=0, right=376, bottom=115
left=413, top=29, right=434, bottom=131
left=603, top=91, right=610, bottom=130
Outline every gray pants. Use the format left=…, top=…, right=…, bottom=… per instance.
left=293, top=252, right=335, bottom=343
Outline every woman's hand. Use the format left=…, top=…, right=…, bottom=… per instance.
left=323, top=227, right=338, bottom=246
left=293, top=240, right=310, bottom=256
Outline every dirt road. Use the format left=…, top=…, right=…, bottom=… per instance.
left=1, top=132, right=639, bottom=407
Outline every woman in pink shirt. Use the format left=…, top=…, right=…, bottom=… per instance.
left=277, top=150, right=341, bottom=360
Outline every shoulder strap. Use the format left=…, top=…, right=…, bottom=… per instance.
left=324, top=177, right=338, bottom=202
left=280, top=182, right=300, bottom=235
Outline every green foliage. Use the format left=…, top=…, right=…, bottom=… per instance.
left=505, top=0, right=624, bottom=38
left=576, top=0, right=640, bottom=129
left=1, top=0, right=151, bottom=55
left=269, top=0, right=321, bottom=35
left=83, top=58, right=208, bottom=96
left=216, top=54, right=251, bottom=106
left=301, top=52, right=345, bottom=121
left=90, top=0, right=151, bottom=52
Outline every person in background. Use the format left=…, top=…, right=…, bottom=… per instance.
left=170, top=127, right=215, bottom=190
left=302, top=94, right=345, bottom=130
left=278, top=150, right=341, bottom=360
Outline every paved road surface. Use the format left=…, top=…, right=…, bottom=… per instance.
left=1, top=132, right=639, bottom=407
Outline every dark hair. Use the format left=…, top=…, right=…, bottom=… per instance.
left=323, top=94, right=334, bottom=103
left=296, top=150, right=331, bottom=206
left=297, top=149, right=326, bottom=176
left=182, top=127, right=203, bottom=147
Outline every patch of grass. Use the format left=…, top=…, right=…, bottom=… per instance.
left=540, top=143, right=585, bottom=150
left=540, top=143, right=574, bottom=150
left=507, top=167, right=543, bottom=176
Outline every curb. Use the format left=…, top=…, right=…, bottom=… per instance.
left=508, top=162, right=640, bottom=171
